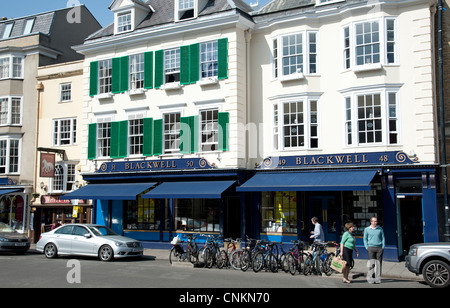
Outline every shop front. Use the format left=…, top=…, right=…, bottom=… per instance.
left=0, top=178, right=30, bottom=233
left=31, top=195, right=92, bottom=243
left=237, top=151, right=440, bottom=261
left=62, top=158, right=246, bottom=245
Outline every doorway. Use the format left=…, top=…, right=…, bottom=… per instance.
left=397, top=195, right=424, bottom=258
left=308, top=196, right=338, bottom=242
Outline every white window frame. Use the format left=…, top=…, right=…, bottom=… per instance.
left=2, top=23, right=14, bottom=39
left=162, top=111, right=182, bottom=154
left=0, top=55, right=23, bottom=79
left=0, top=137, right=21, bottom=175
left=200, top=40, right=218, bottom=79
left=272, top=96, right=321, bottom=151
left=127, top=110, right=146, bottom=157
left=50, top=162, right=77, bottom=193
left=116, top=11, right=133, bottom=34
left=164, top=48, right=181, bottom=84
left=129, top=53, right=144, bottom=90
left=60, top=83, right=72, bottom=102
left=272, top=30, right=319, bottom=80
left=98, top=59, right=112, bottom=94
left=96, top=115, right=114, bottom=158
left=342, top=86, right=401, bottom=147
left=343, top=17, right=398, bottom=72
left=52, top=118, right=77, bottom=146
left=23, top=18, right=35, bottom=35
left=175, top=0, right=197, bottom=22
left=0, top=96, right=22, bottom=126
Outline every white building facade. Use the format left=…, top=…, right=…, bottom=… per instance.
left=66, top=0, right=442, bottom=261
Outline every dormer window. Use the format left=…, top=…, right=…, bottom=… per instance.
left=176, top=0, right=196, bottom=21
left=117, top=11, right=132, bottom=33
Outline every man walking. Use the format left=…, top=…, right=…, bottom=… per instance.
left=310, top=217, right=325, bottom=243
left=363, top=217, right=385, bottom=283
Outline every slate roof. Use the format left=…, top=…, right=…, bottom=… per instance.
left=0, top=11, right=55, bottom=41
left=86, top=0, right=254, bottom=41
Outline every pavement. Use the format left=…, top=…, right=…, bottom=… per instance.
left=29, top=244, right=423, bottom=282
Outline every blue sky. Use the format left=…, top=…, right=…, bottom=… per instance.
left=1, top=0, right=271, bottom=27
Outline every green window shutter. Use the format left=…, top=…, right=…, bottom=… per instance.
left=190, top=115, right=199, bottom=153
left=154, top=50, right=164, bottom=89
left=88, top=123, right=97, bottom=159
left=143, top=118, right=154, bottom=156
left=180, top=116, right=191, bottom=154
left=190, top=43, right=199, bottom=84
left=144, top=51, right=153, bottom=89
left=218, top=38, right=228, bottom=80
left=89, top=61, right=98, bottom=97
left=110, top=121, right=120, bottom=158
left=119, top=120, right=128, bottom=158
left=153, top=119, right=163, bottom=155
left=120, top=56, right=129, bottom=93
left=218, top=112, right=229, bottom=151
left=112, top=58, right=121, bottom=94
left=180, top=45, right=190, bottom=85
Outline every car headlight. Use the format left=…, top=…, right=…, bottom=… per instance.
left=409, top=248, right=417, bottom=256
left=0, top=237, right=10, bottom=242
left=115, top=242, right=124, bottom=247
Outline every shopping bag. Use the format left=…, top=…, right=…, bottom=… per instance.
left=330, top=256, right=347, bottom=273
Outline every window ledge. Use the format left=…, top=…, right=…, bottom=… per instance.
left=353, top=63, right=383, bottom=73
left=279, top=72, right=305, bottom=82
left=94, top=93, right=113, bottom=100
left=161, top=82, right=181, bottom=91
left=198, top=76, right=218, bottom=86
left=128, top=88, right=145, bottom=96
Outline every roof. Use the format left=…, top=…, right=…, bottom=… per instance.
left=0, top=11, right=55, bottom=41
left=87, top=0, right=254, bottom=41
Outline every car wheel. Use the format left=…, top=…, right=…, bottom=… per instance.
left=99, top=245, right=114, bottom=262
left=422, top=260, right=450, bottom=288
left=44, top=243, right=58, bottom=259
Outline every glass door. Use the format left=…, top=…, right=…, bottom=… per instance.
left=308, top=196, right=338, bottom=242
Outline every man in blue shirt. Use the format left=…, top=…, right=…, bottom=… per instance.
left=363, top=217, right=385, bottom=283
left=310, top=217, right=325, bottom=243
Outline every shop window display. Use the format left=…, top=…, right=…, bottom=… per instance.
left=261, top=191, right=297, bottom=233
left=175, top=199, right=220, bottom=232
left=342, top=190, right=382, bottom=236
left=125, top=197, right=163, bottom=230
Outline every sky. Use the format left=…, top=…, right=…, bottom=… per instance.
left=0, top=0, right=272, bottom=27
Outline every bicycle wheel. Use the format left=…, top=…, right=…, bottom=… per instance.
left=267, top=253, right=278, bottom=273
left=169, top=246, right=180, bottom=264
left=252, top=251, right=264, bottom=272
left=240, top=250, right=251, bottom=272
left=280, top=252, right=290, bottom=273
left=303, top=254, right=314, bottom=275
left=286, top=254, right=297, bottom=275
left=205, top=248, right=215, bottom=268
left=230, top=250, right=243, bottom=270
left=297, top=252, right=308, bottom=274
left=323, top=252, right=335, bottom=276
left=217, top=250, right=228, bottom=269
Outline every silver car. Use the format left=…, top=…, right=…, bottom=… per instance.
left=405, top=242, right=450, bottom=288
left=36, top=224, right=143, bottom=262
left=0, top=222, right=30, bottom=254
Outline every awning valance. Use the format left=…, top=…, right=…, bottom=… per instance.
left=60, top=183, right=157, bottom=200
left=142, top=181, right=236, bottom=199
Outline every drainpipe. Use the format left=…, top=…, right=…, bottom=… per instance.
left=438, top=0, right=450, bottom=241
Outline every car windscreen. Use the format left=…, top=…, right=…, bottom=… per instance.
left=0, top=222, right=15, bottom=233
left=87, top=226, right=118, bottom=236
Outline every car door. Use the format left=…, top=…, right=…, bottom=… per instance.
left=53, top=225, right=75, bottom=253
left=71, top=226, right=96, bottom=256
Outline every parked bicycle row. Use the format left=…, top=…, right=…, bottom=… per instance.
left=169, top=234, right=349, bottom=276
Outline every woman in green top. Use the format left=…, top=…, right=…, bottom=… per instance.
left=340, top=222, right=359, bottom=283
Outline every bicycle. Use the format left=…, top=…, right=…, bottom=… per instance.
left=252, top=240, right=278, bottom=273
left=224, top=238, right=243, bottom=270
left=285, top=240, right=309, bottom=275
left=240, top=236, right=258, bottom=272
left=302, top=241, right=328, bottom=275
left=204, top=235, right=227, bottom=269
left=169, top=234, right=199, bottom=265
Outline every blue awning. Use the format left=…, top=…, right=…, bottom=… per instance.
left=0, top=188, right=22, bottom=196
left=236, top=170, right=377, bottom=192
left=60, top=183, right=157, bottom=200
left=142, top=181, right=236, bottom=199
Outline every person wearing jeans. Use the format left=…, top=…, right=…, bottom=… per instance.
left=363, top=217, right=385, bottom=283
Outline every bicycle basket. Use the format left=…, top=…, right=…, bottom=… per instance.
left=171, top=236, right=181, bottom=245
